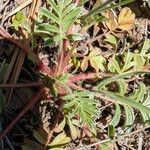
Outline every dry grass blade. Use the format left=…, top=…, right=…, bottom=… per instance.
left=4, top=0, right=32, bottom=21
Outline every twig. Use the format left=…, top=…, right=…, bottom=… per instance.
left=76, top=125, right=150, bottom=150
left=3, top=0, right=32, bottom=23
left=0, top=27, right=53, bottom=76
left=69, top=72, right=112, bottom=83
left=44, top=111, right=61, bottom=149
left=0, top=82, right=42, bottom=88
left=0, top=88, right=44, bottom=140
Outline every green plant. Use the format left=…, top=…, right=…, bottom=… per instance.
left=36, top=0, right=81, bottom=43
left=2, top=0, right=150, bottom=149
left=34, top=0, right=150, bottom=141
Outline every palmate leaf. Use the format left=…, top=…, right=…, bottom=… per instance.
left=36, top=0, right=81, bottom=42
left=63, top=91, right=99, bottom=131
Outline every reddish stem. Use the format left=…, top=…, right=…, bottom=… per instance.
left=0, top=27, right=29, bottom=53
left=0, top=88, right=44, bottom=140
left=68, top=72, right=112, bottom=83
left=0, top=27, right=53, bottom=76
left=69, top=73, right=97, bottom=83
left=57, top=39, right=68, bottom=75
left=67, top=82, right=85, bottom=91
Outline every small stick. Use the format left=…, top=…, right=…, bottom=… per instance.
left=0, top=88, right=44, bottom=140
left=0, top=82, right=42, bottom=88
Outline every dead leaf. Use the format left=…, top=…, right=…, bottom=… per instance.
left=104, top=11, right=118, bottom=31
left=81, top=56, right=89, bottom=71
left=104, top=7, right=135, bottom=31
left=118, top=7, right=135, bottom=30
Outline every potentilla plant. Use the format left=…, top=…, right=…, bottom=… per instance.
left=3, top=0, right=150, bottom=148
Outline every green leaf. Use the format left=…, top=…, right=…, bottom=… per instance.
left=122, top=52, right=135, bottom=72
left=108, top=56, right=121, bottom=73
left=82, top=0, right=135, bottom=20
left=40, top=8, right=59, bottom=23
left=48, top=132, right=71, bottom=147
left=117, top=79, right=127, bottom=95
left=55, top=118, right=66, bottom=133
left=99, top=90, right=150, bottom=115
left=141, top=38, right=150, bottom=55
left=97, top=70, right=150, bottom=89
left=136, top=83, right=146, bottom=102
left=110, top=104, right=121, bottom=127
left=63, top=91, right=98, bottom=131
left=108, top=125, right=115, bottom=139
left=124, top=106, right=135, bottom=127
left=90, top=56, right=106, bottom=72
left=33, top=130, right=47, bottom=144
left=134, top=54, right=145, bottom=69
left=67, top=33, right=85, bottom=41
left=141, top=88, right=150, bottom=124
left=105, top=34, right=117, bottom=45
left=37, top=0, right=81, bottom=43
left=16, top=12, right=26, bottom=21
left=37, top=24, right=60, bottom=33
left=47, top=0, right=59, bottom=15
